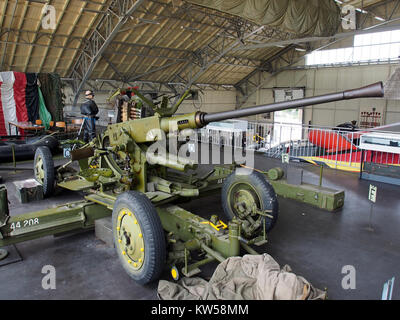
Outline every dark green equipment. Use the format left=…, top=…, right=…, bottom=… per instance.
left=266, top=167, right=345, bottom=212
left=0, top=82, right=384, bottom=284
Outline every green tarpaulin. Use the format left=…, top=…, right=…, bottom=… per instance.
left=158, top=254, right=327, bottom=300
left=186, top=0, right=340, bottom=37
left=38, top=73, right=65, bottom=122
left=38, top=87, right=52, bottom=130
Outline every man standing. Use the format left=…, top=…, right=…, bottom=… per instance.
left=80, top=90, right=99, bottom=142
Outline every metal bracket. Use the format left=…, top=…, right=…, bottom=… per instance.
left=181, top=248, right=215, bottom=278
left=0, top=215, right=9, bottom=230
left=201, top=220, right=227, bottom=231
left=0, top=248, right=8, bottom=261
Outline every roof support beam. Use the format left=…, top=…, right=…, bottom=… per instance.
left=234, top=3, right=400, bottom=108
left=232, top=21, right=400, bottom=51
left=0, top=28, right=264, bottom=68
left=127, top=61, right=182, bottom=82
left=0, top=0, right=18, bottom=69
left=168, top=23, right=272, bottom=98
left=70, top=0, right=145, bottom=106
left=37, top=0, right=72, bottom=73
left=102, top=55, right=127, bottom=82
left=234, top=45, right=303, bottom=108
left=235, top=45, right=296, bottom=87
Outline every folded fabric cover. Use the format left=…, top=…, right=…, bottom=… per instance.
left=158, top=254, right=327, bottom=300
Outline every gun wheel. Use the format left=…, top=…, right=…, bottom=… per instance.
left=116, top=208, right=146, bottom=270
left=112, top=191, right=166, bottom=285
left=33, top=146, right=55, bottom=197
left=221, top=168, right=279, bottom=238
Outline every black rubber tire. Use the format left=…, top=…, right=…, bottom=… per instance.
left=33, top=146, right=55, bottom=197
left=221, top=168, right=279, bottom=233
left=112, top=191, right=166, bottom=285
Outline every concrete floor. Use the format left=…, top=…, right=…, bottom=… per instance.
left=0, top=149, right=399, bottom=300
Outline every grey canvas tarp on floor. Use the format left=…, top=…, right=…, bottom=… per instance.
left=186, top=0, right=340, bottom=37
left=158, top=254, right=327, bottom=300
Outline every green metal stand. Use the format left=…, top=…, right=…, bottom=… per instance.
left=266, top=167, right=345, bottom=212
left=0, top=201, right=111, bottom=247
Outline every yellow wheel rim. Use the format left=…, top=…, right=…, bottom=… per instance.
left=116, top=208, right=145, bottom=270
left=35, top=155, right=44, bottom=183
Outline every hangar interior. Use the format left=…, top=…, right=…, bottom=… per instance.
left=0, top=0, right=400, bottom=300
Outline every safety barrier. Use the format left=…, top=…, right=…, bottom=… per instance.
left=195, top=122, right=400, bottom=172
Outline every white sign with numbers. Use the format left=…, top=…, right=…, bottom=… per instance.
left=282, top=153, right=289, bottom=164
left=369, top=185, right=377, bottom=203
left=63, top=147, right=71, bottom=159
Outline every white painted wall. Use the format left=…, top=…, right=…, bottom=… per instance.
left=176, top=90, right=236, bottom=114
left=247, top=63, right=400, bottom=128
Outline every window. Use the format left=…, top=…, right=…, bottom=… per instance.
left=306, top=30, right=400, bottom=66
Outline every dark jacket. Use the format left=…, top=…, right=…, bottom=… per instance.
left=80, top=99, right=99, bottom=116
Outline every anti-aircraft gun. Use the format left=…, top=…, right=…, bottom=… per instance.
left=0, top=82, right=384, bottom=285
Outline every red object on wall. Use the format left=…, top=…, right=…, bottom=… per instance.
left=13, top=72, right=29, bottom=135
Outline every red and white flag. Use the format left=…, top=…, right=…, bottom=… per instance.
left=0, top=71, right=31, bottom=135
